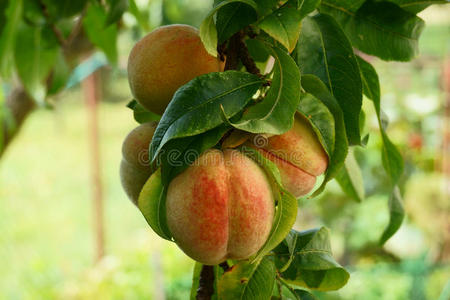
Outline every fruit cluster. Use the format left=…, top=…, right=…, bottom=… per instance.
left=120, top=24, right=328, bottom=265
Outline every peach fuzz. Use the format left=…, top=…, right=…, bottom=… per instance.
left=250, top=114, right=328, bottom=197
left=127, top=24, right=225, bottom=115
left=166, top=149, right=274, bottom=265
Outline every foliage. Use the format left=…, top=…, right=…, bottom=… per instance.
left=0, top=0, right=448, bottom=299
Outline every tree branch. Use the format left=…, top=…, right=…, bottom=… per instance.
left=196, top=265, right=215, bottom=300
left=237, top=38, right=261, bottom=77
left=225, top=32, right=242, bottom=71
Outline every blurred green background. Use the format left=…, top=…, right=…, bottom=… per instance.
left=1, top=1, right=449, bottom=299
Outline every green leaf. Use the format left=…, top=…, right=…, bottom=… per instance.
left=14, top=23, right=59, bottom=103
left=47, top=50, right=70, bottom=95
left=383, top=0, right=449, bottom=13
left=357, top=56, right=405, bottom=243
left=216, top=2, right=257, bottom=43
left=127, top=100, right=161, bottom=124
left=105, top=0, right=129, bottom=26
left=200, top=0, right=258, bottom=57
left=159, top=125, right=230, bottom=186
left=218, top=256, right=276, bottom=300
left=190, top=264, right=222, bottom=300
left=128, top=0, right=150, bottom=31
left=229, top=45, right=301, bottom=134
left=297, top=92, right=335, bottom=159
left=357, top=56, right=404, bottom=185
left=149, top=71, right=263, bottom=163
left=293, top=289, right=317, bottom=300
left=83, top=4, right=118, bottom=64
left=0, top=0, right=22, bottom=78
left=41, top=0, right=88, bottom=20
left=274, top=227, right=350, bottom=291
left=241, top=146, right=298, bottom=263
left=335, top=148, right=365, bottom=202
left=258, top=0, right=303, bottom=52
left=299, top=0, right=321, bottom=18
left=138, top=169, right=172, bottom=240
left=190, top=262, right=203, bottom=300
left=295, top=13, right=362, bottom=145
left=301, top=75, right=348, bottom=196
left=320, top=0, right=425, bottom=61
left=379, top=186, right=405, bottom=245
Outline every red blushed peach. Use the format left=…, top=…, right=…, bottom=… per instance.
left=249, top=114, right=328, bottom=197
left=165, top=149, right=274, bottom=265
left=127, top=24, right=225, bottom=115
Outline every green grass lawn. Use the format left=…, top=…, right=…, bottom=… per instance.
left=0, top=90, right=194, bottom=299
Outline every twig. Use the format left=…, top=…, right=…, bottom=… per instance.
left=196, top=265, right=215, bottom=300
left=225, top=32, right=242, bottom=71
left=238, top=37, right=261, bottom=76
left=67, top=8, right=87, bottom=46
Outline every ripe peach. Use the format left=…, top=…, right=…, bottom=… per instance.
left=120, top=122, right=157, bottom=204
left=166, top=149, right=274, bottom=265
left=127, top=24, right=224, bottom=115
left=250, top=114, right=328, bottom=197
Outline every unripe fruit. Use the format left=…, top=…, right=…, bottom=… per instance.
left=120, top=159, right=151, bottom=205
left=120, top=122, right=157, bottom=205
left=122, top=122, right=157, bottom=170
left=128, top=24, right=224, bottom=115
left=250, top=114, right=328, bottom=197
left=166, top=149, right=274, bottom=265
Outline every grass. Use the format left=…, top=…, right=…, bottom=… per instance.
left=0, top=89, right=194, bottom=299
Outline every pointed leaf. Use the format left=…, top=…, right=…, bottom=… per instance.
left=241, top=146, right=298, bottom=262
left=297, top=92, right=335, bottom=159
left=200, top=0, right=258, bottom=57
left=295, top=14, right=362, bottom=145
left=14, top=23, right=59, bottom=103
left=159, top=125, right=230, bottom=186
left=218, top=256, right=276, bottom=300
left=301, top=75, right=348, bottom=196
left=229, top=45, right=301, bottom=134
left=0, top=0, right=22, bottom=78
left=384, top=0, right=448, bottom=13
left=274, top=227, right=350, bottom=291
left=149, top=71, right=263, bottom=163
left=357, top=56, right=404, bottom=185
left=336, top=148, right=365, bottom=202
left=127, top=100, right=161, bottom=124
left=320, top=0, right=425, bottom=61
left=299, top=0, right=321, bottom=18
left=138, top=169, right=172, bottom=240
left=379, top=186, right=405, bottom=245
left=105, top=0, right=129, bottom=26
left=258, top=1, right=303, bottom=52
left=83, top=4, right=118, bottom=64
left=216, top=2, right=257, bottom=43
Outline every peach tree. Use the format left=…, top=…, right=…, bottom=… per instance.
left=121, top=1, right=449, bottom=299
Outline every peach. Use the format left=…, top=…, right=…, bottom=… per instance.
left=120, top=122, right=157, bottom=204
left=166, top=149, right=274, bottom=265
left=250, top=114, right=328, bottom=197
left=127, top=24, right=225, bottom=115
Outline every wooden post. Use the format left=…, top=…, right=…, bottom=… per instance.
left=82, top=71, right=105, bottom=262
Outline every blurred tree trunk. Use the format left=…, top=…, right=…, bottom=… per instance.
left=83, top=71, right=105, bottom=262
